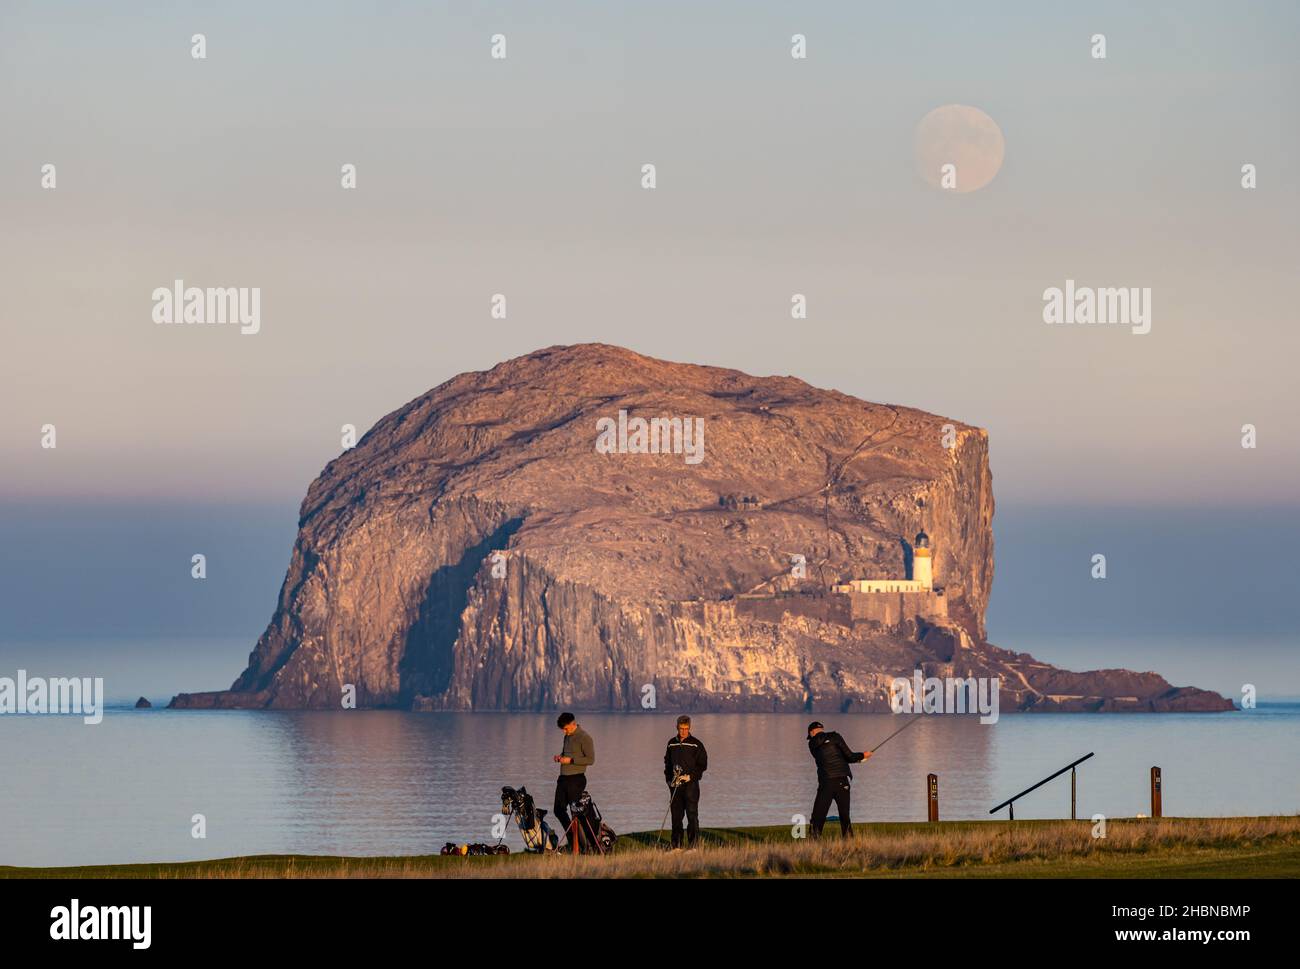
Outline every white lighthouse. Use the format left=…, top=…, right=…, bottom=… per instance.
left=834, top=530, right=937, bottom=594
left=832, top=529, right=945, bottom=623
left=912, top=530, right=933, bottom=589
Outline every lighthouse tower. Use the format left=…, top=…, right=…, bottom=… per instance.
left=912, top=530, right=933, bottom=589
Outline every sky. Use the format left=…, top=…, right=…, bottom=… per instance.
left=1, top=2, right=1296, bottom=695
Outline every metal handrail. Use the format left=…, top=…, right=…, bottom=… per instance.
left=990, top=752, right=1094, bottom=820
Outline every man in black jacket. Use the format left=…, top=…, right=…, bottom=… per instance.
left=806, top=721, right=871, bottom=838
left=664, top=715, right=707, bottom=849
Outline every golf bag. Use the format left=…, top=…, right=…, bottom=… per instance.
left=501, top=785, right=559, bottom=853
left=441, top=842, right=508, bottom=856
left=565, top=790, right=618, bottom=854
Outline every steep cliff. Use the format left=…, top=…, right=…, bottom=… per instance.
left=170, top=344, right=1232, bottom=713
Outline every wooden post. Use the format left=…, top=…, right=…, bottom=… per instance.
left=1071, top=767, right=1077, bottom=820
left=927, top=773, right=939, bottom=821
left=1150, top=766, right=1162, bottom=818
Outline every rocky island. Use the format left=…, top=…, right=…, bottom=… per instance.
left=170, top=344, right=1233, bottom=714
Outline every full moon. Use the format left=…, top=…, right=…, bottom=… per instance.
left=914, top=104, right=1005, bottom=193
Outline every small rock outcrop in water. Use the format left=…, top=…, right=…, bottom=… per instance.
left=169, top=345, right=1233, bottom=714
left=134, top=697, right=151, bottom=709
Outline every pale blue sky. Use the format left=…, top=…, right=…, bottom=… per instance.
left=2, top=1, right=1296, bottom=504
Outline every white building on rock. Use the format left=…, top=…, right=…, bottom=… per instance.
left=835, top=531, right=934, bottom=594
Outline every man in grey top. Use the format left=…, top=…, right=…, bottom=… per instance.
left=552, top=711, right=594, bottom=843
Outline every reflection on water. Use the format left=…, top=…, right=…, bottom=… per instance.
left=1, top=706, right=1296, bottom=866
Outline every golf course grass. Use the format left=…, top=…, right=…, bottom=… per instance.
left=6, top=816, right=1298, bottom=879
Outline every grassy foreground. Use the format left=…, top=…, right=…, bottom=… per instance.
left=6, top=817, right=1299, bottom=879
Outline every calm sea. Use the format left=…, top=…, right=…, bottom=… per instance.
left=1, top=705, right=1297, bottom=867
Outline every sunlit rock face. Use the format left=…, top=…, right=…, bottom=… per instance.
left=169, top=344, right=1231, bottom=714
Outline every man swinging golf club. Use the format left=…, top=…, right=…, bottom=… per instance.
left=552, top=712, right=595, bottom=848
left=806, top=721, right=870, bottom=838
left=663, top=715, right=708, bottom=850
